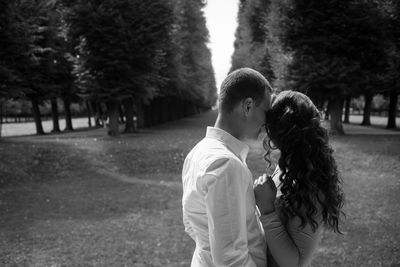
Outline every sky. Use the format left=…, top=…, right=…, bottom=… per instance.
left=204, top=0, right=239, bottom=90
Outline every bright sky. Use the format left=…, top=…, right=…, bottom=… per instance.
left=204, top=0, right=239, bottom=90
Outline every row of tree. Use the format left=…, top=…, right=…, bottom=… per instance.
left=0, top=0, right=217, bottom=136
left=231, top=0, right=399, bottom=133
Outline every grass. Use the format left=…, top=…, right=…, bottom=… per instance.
left=347, top=114, right=400, bottom=128
left=0, top=117, right=95, bottom=137
left=0, top=110, right=399, bottom=266
left=1, top=114, right=398, bottom=138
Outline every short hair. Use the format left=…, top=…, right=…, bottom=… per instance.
left=219, top=68, right=273, bottom=113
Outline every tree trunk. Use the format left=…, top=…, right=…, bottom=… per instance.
left=325, top=100, right=331, bottom=120
left=0, top=101, right=3, bottom=137
left=0, top=100, right=3, bottom=124
left=119, top=104, right=125, bottom=123
left=92, top=101, right=103, bottom=127
left=314, top=97, right=324, bottom=111
left=161, top=97, right=169, bottom=123
left=51, top=98, right=60, bottom=132
left=329, top=97, right=345, bottom=135
left=123, top=98, right=136, bottom=133
left=151, top=98, right=162, bottom=125
left=31, top=98, right=45, bottom=135
left=136, top=100, right=145, bottom=129
left=361, top=92, right=373, bottom=126
left=106, top=100, right=120, bottom=136
left=178, top=99, right=185, bottom=119
left=63, top=97, right=74, bottom=131
left=86, top=100, right=92, bottom=128
left=168, top=97, right=177, bottom=121
left=150, top=100, right=156, bottom=125
left=387, top=89, right=398, bottom=129
left=343, top=96, right=351, bottom=123
left=144, top=103, right=152, bottom=128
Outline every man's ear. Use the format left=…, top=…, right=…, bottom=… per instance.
left=242, top=97, right=254, bottom=116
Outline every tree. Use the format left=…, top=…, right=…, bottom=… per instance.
left=231, top=0, right=275, bottom=81
left=343, top=96, right=351, bottom=123
left=0, top=0, right=53, bottom=135
left=67, top=0, right=175, bottom=135
left=41, top=1, right=76, bottom=133
left=0, top=1, right=31, bottom=100
left=175, top=0, right=217, bottom=112
left=384, top=0, right=400, bottom=129
left=0, top=0, right=77, bottom=135
left=280, top=0, right=387, bottom=134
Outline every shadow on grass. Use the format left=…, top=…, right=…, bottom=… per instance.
left=0, top=139, right=181, bottom=226
left=0, top=137, right=190, bottom=266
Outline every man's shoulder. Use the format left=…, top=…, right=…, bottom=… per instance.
left=193, top=138, right=239, bottom=161
left=204, top=155, right=243, bottom=176
left=185, top=138, right=242, bottom=169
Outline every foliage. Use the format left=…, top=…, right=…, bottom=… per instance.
left=281, top=0, right=388, bottom=100
left=0, top=0, right=43, bottom=98
left=231, top=0, right=275, bottom=81
left=0, top=0, right=75, bottom=102
left=1, top=0, right=218, bottom=129
left=173, top=0, right=217, bottom=107
left=377, top=0, right=400, bottom=95
left=65, top=0, right=175, bottom=103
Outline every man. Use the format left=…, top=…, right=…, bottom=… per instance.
left=182, top=68, right=273, bottom=266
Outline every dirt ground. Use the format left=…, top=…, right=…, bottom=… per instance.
left=0, top=110, right=399, bottom=266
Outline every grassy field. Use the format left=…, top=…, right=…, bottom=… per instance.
left=0, top=110, right=399, bottom=266
left=0, top=117, right=95, bottom=137
left=1, top=114, right=398, bottom=137
left=347, top=114, right=400, bottom=128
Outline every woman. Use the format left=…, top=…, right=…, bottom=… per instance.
left=254, top=90, right=344, bottom=267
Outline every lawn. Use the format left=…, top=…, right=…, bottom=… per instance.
left=0, top=117, right=94, bottom=137
left=0, top=110, right=399, bottom=266
left=347, top=114, right=400, bottom=128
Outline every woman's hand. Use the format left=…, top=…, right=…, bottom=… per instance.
left=254, top=174, right=277, bottom=215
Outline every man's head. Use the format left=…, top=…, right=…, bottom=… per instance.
left=217, top=68, right=273, bottom=141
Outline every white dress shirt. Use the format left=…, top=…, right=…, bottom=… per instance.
left=182, top=127, right=267, bottom=267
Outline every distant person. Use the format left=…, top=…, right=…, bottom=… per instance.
left=182, top=68, right=273, bottom=266
left=254, top=90, right=345, bottom=267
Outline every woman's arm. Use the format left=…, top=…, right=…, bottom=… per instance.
left=254, top=171, right=323, bottom=267
left=260, top=211, right=323, bottom=267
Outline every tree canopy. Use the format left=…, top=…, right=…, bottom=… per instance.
left=1, top=0, right=217, bottom=135
left=231, top=0, right=399, bottom=133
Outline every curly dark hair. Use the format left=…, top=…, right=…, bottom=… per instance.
left=264, top=90, right=344, bottom=233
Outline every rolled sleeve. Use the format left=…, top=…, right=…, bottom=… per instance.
left=203, top=158, right=257, bottom=267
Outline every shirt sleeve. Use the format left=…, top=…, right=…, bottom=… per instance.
left=183, top=209, right=196, bottom=242
left=202, top=157, right=257, bottom=267
left=260, top=211, right=322, bottom=267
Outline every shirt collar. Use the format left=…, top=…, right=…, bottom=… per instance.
left=205, top=127, right=249, bottom=162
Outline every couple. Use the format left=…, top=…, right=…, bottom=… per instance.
left=181, top=68, right=344, bottom=267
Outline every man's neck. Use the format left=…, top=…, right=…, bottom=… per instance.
left=214, top=114, right=244, bottom=141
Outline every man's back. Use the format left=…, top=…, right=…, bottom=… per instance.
left=182, top=127, right=266, bottom=267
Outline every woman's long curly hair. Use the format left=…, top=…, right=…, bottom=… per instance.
left=264, top=90, right=344, bottom=233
